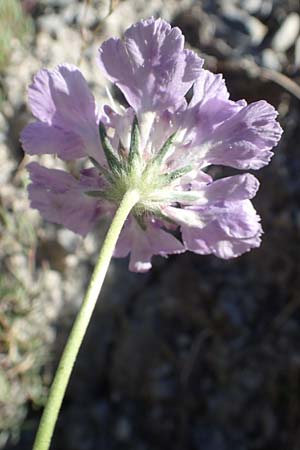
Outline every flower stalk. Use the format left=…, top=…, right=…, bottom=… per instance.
left=32, top=188, right=140, bottom=450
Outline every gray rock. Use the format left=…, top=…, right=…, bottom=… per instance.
left=261, top=47, right=282, bottom=71
left=272, top=12, right=300, bottom=52
left=247, top=15, right=267, bottom=45
left=240, top=0, right=263, bottom=15
left=240, top=0, right=273, bottom=17
left=294, top=35, right=300, bottom=67
left=114, top=416, right=132, bottom=441
left=0, top=113, right=8, bottom=144
left=220, top=5, right=266, bottom=47
left=58, top=228, right=80, bottom=253
left=37, top=14, right=65, bottom=37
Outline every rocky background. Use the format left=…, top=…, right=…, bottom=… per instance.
left=1, top=0, right=300, bottom=449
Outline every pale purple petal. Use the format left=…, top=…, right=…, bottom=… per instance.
left=181, top=201, right=262, bottom=258
left=98, top=18, right=203, bottom=113
left=166, top=68, right=282, bottom=171
left=172, top=99, right=282, bottom=171
left=24, top=64, right=103, bottom=162
left=169, top=103, right=245, bottom=170
left=201, top=100, right=283, bottom=169
left=182, top=221, right=262, bottom=259
left=173, top=168, right=213, bottom=193
left=27, top=162, right=104, bottom=236
left=172, top=70, right=241, bottom=148
left=147, top=109, right=178, bottom=157
left=198, top=173, right=260, bottom=203
left=28, top=69, right=55, bottom=123
left=114, top=218, right=184, bottom=272
left=164, top=173, right=262, bottom=259
left=189, top=69, right=230, bottom=107
left=27, top=162, right=77, bottom=192
left=29, top=64, right=96, bottom=127
left=79, top=167, right=107, bottom=190
left=215, top=201, right=261, bottom=238
left=20, top=122, right=85, bottom=159
left=103, top=105, right=135, bottom=151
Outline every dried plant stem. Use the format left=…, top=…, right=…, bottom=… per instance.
left=32, top=189, right=140, bottom=450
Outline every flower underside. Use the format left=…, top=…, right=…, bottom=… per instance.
left=87, top=121, right=193, bottom=224
left=21, top=17, right=283, bottom=272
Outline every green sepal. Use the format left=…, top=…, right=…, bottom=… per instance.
left=148, top=189, right=199, bottom=203
left=134, top=214, right=147, bottom=231
left=152, top=208, right=178, bottom=226
left=151, top=131, right=176, bottom=166
left=167, top=191, right=200, bottom=203
left=89, top=157, right=114, bottom=183
left=128, top=116, right=141, bottom=167
left=98, top=122, right=123, bottom=173
left=161, top=165, right=193, bottom=184
left=89, top=156, right=103, bottom=171
left=85, top=190, right=108, bottom=199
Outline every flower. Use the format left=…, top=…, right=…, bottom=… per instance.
left=21, top=17, right=283, bottom=272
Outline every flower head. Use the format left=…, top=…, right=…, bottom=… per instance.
left=21, top=17, right=283, bottom=272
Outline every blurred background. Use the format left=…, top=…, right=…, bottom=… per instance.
left=1, top=0, right=300, bottom=449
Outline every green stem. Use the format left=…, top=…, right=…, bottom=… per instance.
left=33, top=189, right=140, bottom=450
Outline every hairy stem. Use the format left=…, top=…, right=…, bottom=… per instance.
left=33, top=189, right=140, bottom=450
